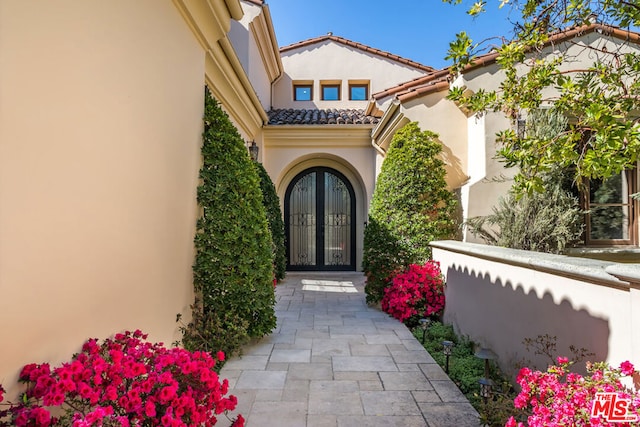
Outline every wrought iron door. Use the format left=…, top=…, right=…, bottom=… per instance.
left=285, top=168, right=356, bottom=270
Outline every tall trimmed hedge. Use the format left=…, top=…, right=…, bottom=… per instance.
left=363, top=122, right=458, bottom=303
left=254, top=162, right=286, bottom=281
left=180, top=88, right=276, bottom=357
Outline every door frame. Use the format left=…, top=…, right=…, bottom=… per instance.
left=284, top=167, right=357, bottom=271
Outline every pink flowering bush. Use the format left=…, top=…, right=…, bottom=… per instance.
left=0, top=330, right=243, bottom=427
left=380, top=261, right=445, bottom=324
left=506, top=358, right=640, bottom=427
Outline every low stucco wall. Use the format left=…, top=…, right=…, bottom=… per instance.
left=431, top=241, right=640, bottom=377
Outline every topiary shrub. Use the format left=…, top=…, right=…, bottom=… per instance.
left=363, top=122, right=458, bottom=303
left=254, top=162, right=286, bottom=282
left=180, top=88, right=276, bottom=357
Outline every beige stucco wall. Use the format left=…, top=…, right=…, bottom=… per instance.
left=0, top=1, right=204, bottom=394
left=274, top=41, right=428, bottom=110
left=229, top=2, right=273, bottom=112
left=400, top=93, right=469, bottom=189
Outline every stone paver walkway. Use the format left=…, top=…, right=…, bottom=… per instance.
left=220, top=272, right=480, bottom=427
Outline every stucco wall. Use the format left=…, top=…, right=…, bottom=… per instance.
left=229, top=2, right=273, bottom=111
left=432, top=241, right=638, bottom=378
left=400, top=93, right=469, bottom=189
left=274, top=41, right=428, bottom=110
left=0, top=1, right=204, bottom=394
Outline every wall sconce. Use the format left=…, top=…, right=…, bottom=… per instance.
left=419, top=318, right=430, bottom=344
left=248, top=140, right=259, bottom=161
left=442, top=340, right=454, bottom=374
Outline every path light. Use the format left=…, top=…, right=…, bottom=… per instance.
left=478, top=377, right=495, bottom=403
left=419, top=318, right=430, bottom=344
left=475, top=347, right=497, bottom=403
left=248, top=140, right=259, bottom=161
left=442, top=340, right=454, bottom=374
left=475, top=348, right=496, bottom=378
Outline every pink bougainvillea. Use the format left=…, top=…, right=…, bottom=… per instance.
left=506, top=358, right=640, bottom=427
left=380, top=261, right=445, bottom=323
left=0, top=330, right=243, bottom=427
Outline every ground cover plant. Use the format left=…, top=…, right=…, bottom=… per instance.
left=363, top=122, right=458, bottom=303
left=179, top=88, right=276, bottom=357
left=415, top=323, right=640, bottom=426
left=0, top=330, right=243, bottom=427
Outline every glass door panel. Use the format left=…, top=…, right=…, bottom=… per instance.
left=288, top=172, right=316, bottom=266
left=324, top=171, right=352, bottom=266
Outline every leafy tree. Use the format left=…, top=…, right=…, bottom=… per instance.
left=363, top=122, right=458, bottom=303
left=254, top=161, right=286, bottom=281
left=465, top=109, right=584, bottom=253
left=444, top=0, right=640, bottom=195
left=180, top=88, right=276, bottom=357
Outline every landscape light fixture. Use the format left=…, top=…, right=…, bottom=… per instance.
left=248, top=140, right=259, bottom=161
left=442, top=340, right=454, bottom=374
left=475, top=347, right=497, bottom=403
left=419, top=318, right=430, bottom=344
left=478, top=377, right=495, bottom=403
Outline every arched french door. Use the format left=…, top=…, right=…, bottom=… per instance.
left=285, top=167, right=356, bottom=271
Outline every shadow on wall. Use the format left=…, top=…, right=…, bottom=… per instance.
left=439, top=138, right=468, bottom=191
left=444, top=265, right=610, bottom=378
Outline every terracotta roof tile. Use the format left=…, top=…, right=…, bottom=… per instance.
left=280, top=34, right=435, bottom=73
left=267, top=108, right=380, bottom=125
left=372, top=68, right=451, bottom=100
left=396, top=77, right=451, bottom=102
left=373, top=23, right=640, bottom=104
left=462, top=23, right=640, bottom=73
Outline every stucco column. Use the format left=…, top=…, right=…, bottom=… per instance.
left=606, top=264, right=640, bottom=366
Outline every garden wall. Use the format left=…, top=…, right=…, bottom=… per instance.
left=431, top=241, right=640, bottom=377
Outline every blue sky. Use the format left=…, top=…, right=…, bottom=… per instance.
left=267, top=0, right=518, bottom=70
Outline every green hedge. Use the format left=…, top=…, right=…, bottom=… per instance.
left=180, top=88, right=276, bottom=357
left=254, top=161, right=286, bottom=281
left=363, top=122, right=458, bottom=303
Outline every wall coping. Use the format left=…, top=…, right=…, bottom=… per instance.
left=430, top=240, right=635, bottom=290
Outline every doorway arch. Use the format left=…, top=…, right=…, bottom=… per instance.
left=285, top=167, right=356, bottom=271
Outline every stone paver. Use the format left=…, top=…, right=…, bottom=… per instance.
left=220, top=272, right=480, bottom=427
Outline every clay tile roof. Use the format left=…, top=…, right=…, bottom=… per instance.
left=373, top=23, right=640, bottom=103
left=462, top=23, right=640, bottom=74
left=396, top=75, right=451, bottom=102
left=280, top=34, right=435, bottom=73
left=267, top=108, right=380, bottom=125
left=372, top=68, right=451, bottom=101
left=243, top=0, right=264, bottom=5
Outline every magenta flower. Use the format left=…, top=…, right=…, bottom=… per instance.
left=0, top=330, right=242, bottom=426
